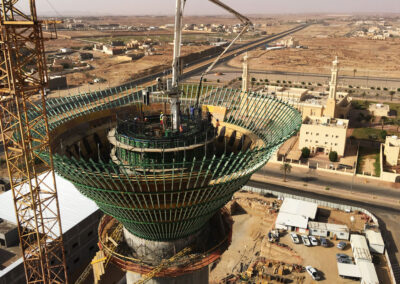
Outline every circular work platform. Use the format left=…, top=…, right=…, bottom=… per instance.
left=97, top=208, right=233, bottom=278
left=109, top=115, right=215, bottom=168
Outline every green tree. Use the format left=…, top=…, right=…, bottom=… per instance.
left=380, top=130, right=387, bottom=140
left=280, top=163, right=292, bottom=182
left=329, top=151, right=338, bottom=162
left=301, top=147, right=311, bottom=159
left=390, top=91, right=395, bottom=101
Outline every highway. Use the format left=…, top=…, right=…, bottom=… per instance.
left=247, top=179, right=400, bottom=282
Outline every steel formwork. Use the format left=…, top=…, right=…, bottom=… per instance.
left=30, top=84, right=301, bottom=241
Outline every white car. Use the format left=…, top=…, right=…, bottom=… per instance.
left=306, top=266, right=321, bottom=281
left=309, top=235, right=319, bottom=246
left=290, top=233, right=300, bottom=244
left=301, top=235, right=311, bottom=246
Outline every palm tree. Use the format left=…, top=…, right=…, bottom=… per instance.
left=280, top=162, right=292, bottom=182
left=381, top=116, right=388, bottom=130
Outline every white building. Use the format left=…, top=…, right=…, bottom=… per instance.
left=0, top=174, right=101, bottom=284
left=365, top=229, right=385, bottom=254
left=275, top=198, right=317, bottom=232
left=350, top=234, right=372, bottom=264
left=308, top=221, right=350, bottom=240
left=358, top=262, right=379, bottom=284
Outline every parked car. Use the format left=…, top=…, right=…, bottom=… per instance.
left=309, top=236, right=319, bottom=246
left=306, top=266, right=321, bottom=281
left=337, top=241, right=347, bottom=250
left=336, top=253, right=351, bottom=260
left=290, top=233, right=300, bottom=244
left=302, top=235, right=311, bottom=246
left=338, top=258, right=353, bottom=264
left=320, top=237, right=329, bottom=247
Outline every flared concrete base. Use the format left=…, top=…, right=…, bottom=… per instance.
left=123, top=227, right=204, bottom=263
left=125, top=266, right=209, bottom=284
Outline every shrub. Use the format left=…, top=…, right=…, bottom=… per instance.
left=371, top=87, right=375, bottom=90
left=329, top=151, right=338, bottom=162
left=301, top=147, right=310, bottom=159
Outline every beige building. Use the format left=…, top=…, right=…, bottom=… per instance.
left=299, top=116, right=349, bottom=156
left=384, top=135, right=400, bottom=166
left=369, top=103, right=390, bottom=117
left=259, top=58, right=351, bottom=120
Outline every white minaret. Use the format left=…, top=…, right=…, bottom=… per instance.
left=326, top=56, right=339, bottom=118
left=242, top=52, right=250, bottom=93
left=328, top=56, right=339, bottom=100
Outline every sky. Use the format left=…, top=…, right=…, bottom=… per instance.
left=30, top=0, right=400, bottom=16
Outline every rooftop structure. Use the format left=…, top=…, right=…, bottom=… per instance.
left=365, top=228, right=385, bottom=254
left=384, top=135, right=400, bottom=166
left=350, top=234, right=372, bottom=264
left=275, top=198, right=317, bottom=231
left=368, top=103, right=390, bottom=117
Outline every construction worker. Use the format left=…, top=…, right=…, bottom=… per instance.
left=190, top=106, right=195, bottom=120
left=215, top=119, right=220, bottom=136
left=160, top=112, right=164, bottom=127
left=162, top=114, right=167, bottom=130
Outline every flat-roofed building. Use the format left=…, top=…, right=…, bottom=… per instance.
left=0, top=174, right=101, bottom=284
left=275, top=198, right=317, bottom=232
left=350, top=234, right=372, bottom=264
left=365, top=229, right=385, bottom=254
left=299, top=116, right=349, bottom=156
left=308, top=221, right=350, bottom=240
left=384, top=135, right=400, bottom=166
left=368, top=103, right=390, bottom=117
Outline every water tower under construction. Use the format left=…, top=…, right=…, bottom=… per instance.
left=27, top=1, right=302, bottom=283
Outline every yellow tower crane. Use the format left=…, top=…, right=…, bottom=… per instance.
left=0, top=0, right=68, bottom=283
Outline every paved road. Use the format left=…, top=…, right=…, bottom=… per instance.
left=257, top=166, right=400, bottom=200
left=247, top=179, right=400, bottom=283
left=213, top=65, right=400, bottom=84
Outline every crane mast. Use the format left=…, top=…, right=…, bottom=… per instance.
left=0, top=0, right=68, bottom=283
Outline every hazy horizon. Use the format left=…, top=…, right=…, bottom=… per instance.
left=27, top=0, right=400, bottom=17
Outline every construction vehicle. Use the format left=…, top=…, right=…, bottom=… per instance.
left=0, top=0, right=68, bottom=283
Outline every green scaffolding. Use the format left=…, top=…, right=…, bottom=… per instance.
left=30, top=84, right=302, bottom=241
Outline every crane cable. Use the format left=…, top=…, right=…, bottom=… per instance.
left=195, top=0, right=253, bottom=107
